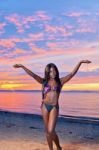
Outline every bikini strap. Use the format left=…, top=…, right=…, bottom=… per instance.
left=42, top=79, right=47, bottom=99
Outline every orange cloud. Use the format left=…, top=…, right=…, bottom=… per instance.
left=13, top=48, right=27, bottom=55
left=0, top=45, right=98, bottom=67
left=0, top=81, right=41, bottom=90
left=0, top=81, right=99, bottom=91
left=67, top=76, right=99, bottom=84
left=62, top=83, right=99, bottom=91
left=0, top=39, right=16, bottom=48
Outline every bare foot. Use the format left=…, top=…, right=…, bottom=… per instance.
left=57, top=145, right=62, bottom=150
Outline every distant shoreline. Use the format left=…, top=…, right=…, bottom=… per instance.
left=0, top=90, right=99, bottom=93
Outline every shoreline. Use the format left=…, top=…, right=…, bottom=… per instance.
left=0, top=109, right=99, bottom=124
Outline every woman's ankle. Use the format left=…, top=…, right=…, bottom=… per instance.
left=56, top=145, right=62, bottom=150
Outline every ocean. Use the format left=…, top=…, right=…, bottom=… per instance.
left=0, top=91, right=99, bottom=118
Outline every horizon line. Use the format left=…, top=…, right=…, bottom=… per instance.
left=0, top=89, right=99, bottom=93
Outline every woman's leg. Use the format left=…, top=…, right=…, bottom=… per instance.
left=41, top=102, right=49, bottom=131
left=53, top=131, right=62, bottom=150
left=47, top=107, right=62, bottom=150
left=41, top=103, right=53, bottom=150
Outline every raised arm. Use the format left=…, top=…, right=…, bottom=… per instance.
left=60, top=60, right=91, bottom=86
left=13, top=64, right=43, bottom=84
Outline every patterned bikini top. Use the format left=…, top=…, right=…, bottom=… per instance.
left=42, top=80, right=62, bottom=99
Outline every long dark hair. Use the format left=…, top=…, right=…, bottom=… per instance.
left=42, top=63, right=62, bottom=99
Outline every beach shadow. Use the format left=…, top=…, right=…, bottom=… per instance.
left=29, top=126, right=42, bottom=130
left=5, top=123, right=16, bottom=128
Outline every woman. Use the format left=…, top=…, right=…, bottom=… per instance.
left=13, top=60, right=91, bottom=150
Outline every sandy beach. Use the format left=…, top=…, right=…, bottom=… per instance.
left=0, top=110, right=99, bottom=150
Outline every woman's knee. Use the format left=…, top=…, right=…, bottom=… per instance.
left=46, top=129, right=55, bottom=138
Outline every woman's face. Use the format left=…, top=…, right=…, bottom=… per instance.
left=49, top=67, right=56, bottom=79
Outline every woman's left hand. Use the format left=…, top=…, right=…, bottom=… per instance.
left=80, top=60, right=92, bottom=64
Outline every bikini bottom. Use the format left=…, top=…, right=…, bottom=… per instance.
left=41, top=101, right=59, bottom=113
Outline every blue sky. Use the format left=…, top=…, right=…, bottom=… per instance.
left=0, top=0, right=99, bottom=90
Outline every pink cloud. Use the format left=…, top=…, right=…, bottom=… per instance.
left=5, top=13, right=25, bottom=33
left=28, top=43, right=46, bottom=54
left=0, top=23, right=6, bottom=29
left=46, top=40, right=80, bottom=50
left=76, top=18, right=97, bottom=33
left=68, top=12, right=85, bottom=17
left=0, top=23, right=6, bottom=35
left=5, top=12, right=51, bottom=34
left=28, top=33, right=44, bottom=41
left=0, top=39, right=16, bottom=48
left=64, top=12, right=91, bottom=17
left=0, top=33, right=44, bottom=51
left=13, top=49, right=27, bottom=55
left=65, top=24, right=73, bottom=29
left=35, top=11, right=51, bottom=21
left=44, top=24, right=58, bottom=33
left=76, top=28, right=95, bottom=33
left=0, top=36, right=98, bottom=72
left=47, top=42, right=58, bottom=48
left=44, top=24, right=72, bottom=36
left=0, top=47, right=68, bottom=65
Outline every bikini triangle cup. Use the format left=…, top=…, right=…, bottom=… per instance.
left=42, top=79, right=61, bottom=99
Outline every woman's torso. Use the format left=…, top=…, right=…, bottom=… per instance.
left=42, top=79, right=62, bottom=105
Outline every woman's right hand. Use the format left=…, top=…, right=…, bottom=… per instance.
left=13, top=64, right=23, bottom=68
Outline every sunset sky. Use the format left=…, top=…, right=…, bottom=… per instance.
left=0, top=0, right=99, bottom=91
